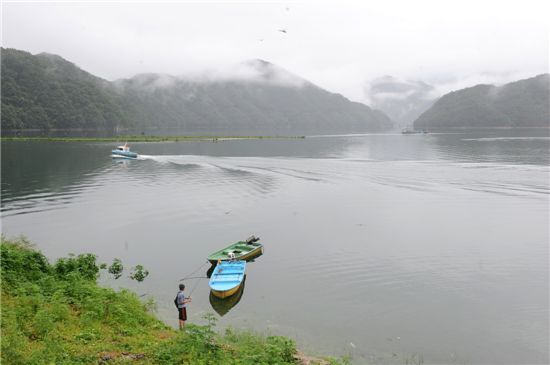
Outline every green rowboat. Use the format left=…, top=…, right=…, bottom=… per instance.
left=207, top=236, right=263, bottom=264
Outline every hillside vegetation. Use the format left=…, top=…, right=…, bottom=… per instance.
left=1, top=48, right=392, bottom=135
left=0, top=236, right=344, bottom=365
left=413, top=74, right=550, bottom=130
left=1, top=49, right=135, bottom=131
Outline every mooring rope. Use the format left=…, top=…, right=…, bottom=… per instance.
left=178, top=260, right=211, bottom=297
left=179, top=260, right=210, bottom=282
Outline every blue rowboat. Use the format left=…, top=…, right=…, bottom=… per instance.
left=209, top=260, right=246, bottom=299
left=111, top=143, right=138, bottom=159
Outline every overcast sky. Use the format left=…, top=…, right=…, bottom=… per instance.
left=2, top=0, right=549, bottom=103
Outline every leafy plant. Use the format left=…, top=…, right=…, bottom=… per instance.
left=266, top=336, right=296, bottom=362
left=129, top=264, right=149, bottom=282
left=107, top=258, right=123, bottom=279
left=54, top=253, right=99, bottom=281
left=0, top=235, right=51, bottom=288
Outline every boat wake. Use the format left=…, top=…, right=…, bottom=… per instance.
left=134, top=154, right=549, bottom=199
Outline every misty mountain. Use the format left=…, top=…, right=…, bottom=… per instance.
left=364, top=76, right=436, bottom=128
left=1, top=48, right=392, bottom=135
left=413, top=74, right=550, bottom=130
left=113, top=59, right=392, bottom=135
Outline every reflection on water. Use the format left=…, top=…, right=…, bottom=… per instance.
left=1, top=131, right=548, bottom=364
left=206, top=264, right=215, bottom=278
left=209, top=275, right=247, bottom=316
left=1, top=142, right=107, bottom=216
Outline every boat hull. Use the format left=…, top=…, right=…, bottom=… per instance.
left=211, top=284, right=242, bottom=299
left=111, top=154, right=138, bottom=160
left=111, top=150, right=138, bottom=159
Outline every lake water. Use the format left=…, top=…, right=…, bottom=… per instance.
left=2, top=131, right=549, bottom=364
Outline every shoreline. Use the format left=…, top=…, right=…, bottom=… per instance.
left=0, top=236, right=345, bottom=365
left=0, top=135, right=306, bottom=142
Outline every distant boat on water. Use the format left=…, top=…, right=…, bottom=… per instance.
left=401, top=128, right=428, bottom=134
left=111, top=143, right=139, bottom=159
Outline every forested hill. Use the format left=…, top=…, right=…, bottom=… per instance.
left=1, top=48, right=393, bottom=134
left=413, top=74, right=550, bottom=130
left=1, top=48, right=135, bottom=130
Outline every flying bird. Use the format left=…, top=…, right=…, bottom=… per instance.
left=278, top=29, right=287, bottom=33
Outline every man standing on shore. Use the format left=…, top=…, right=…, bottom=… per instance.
left=177, top=284, right=192, bottom=329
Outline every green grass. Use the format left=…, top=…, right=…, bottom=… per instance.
left=0, top=236, right=345, bottom=365
left=0, top=135, right=306, bottom=142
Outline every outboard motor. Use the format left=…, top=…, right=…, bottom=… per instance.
left=245, top=235, right=260, bottom=244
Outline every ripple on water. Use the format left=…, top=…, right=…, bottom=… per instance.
left=3, top=154, right=548, bottom=219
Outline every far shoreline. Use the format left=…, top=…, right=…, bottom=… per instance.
left=2, top=127, right=548, bottom=142
left=0, top=135, right=306, bottom=142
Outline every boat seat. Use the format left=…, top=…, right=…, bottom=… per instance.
left=211, top=280, right=241, bottom=285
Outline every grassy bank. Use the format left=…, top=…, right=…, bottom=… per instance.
left=0, top=135, right=306, bottom=142
left=0, top=236, right=344, bottom=365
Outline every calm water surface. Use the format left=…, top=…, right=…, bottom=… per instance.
left=2, top=131, right=549, bottom=364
